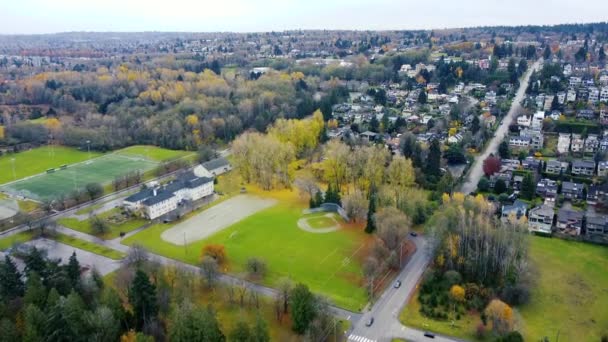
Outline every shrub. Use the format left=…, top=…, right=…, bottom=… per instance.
left=245, top=257, right=267, bottom=279
left=201, top=244, right=226, bottom=264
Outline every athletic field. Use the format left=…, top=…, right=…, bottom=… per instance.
left=1, top=154, right=157, bottom=200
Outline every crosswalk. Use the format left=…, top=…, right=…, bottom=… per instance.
left=348, top=334, right=377, bottom=342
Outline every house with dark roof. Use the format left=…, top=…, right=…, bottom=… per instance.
left=587, top=183, right=608, bottom=205
left=201, top=157, right=232, bottom=176
left=528, top=204, right=554, bottom=234
left=561, top=181, right=584, bottom=200
left=571, top=160, right=595, bottom=177
left=536, top=178, right=558, bottom=197
left=586, top=214, right=608, bottom=240
left=124, top=170, right=214, bottom=220
left=501, top=200, right=527, bottom=223
left=556, top=208, right=584, bottom=235
left=545, top=160, right=568, bottom=175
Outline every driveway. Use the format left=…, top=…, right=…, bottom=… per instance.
left=460, top=59, right=542, bottom=194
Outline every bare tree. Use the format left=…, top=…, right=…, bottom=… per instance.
left=342, top=189, right=368, bottom=222
left=246, top=257, right=267, bottom=279
left=200, top=256, right=219, bottom=287
left=123, top=244, right=149, bottom=268
left=277, top=277, right=293, bottom=314
left=374, top=207, right=410, bottom=251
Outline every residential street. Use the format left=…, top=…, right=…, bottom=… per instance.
left=460, top=59, right=542, bottom=194
left=347, top=237, right=464, bottom=342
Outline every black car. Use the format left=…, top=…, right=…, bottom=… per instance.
left=365, top=317, right=374, bottom=327
left=424, top=332, right=435, bottom=338
left=409, top=231, right=418, bottom=237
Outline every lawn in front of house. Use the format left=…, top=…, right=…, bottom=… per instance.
left=58, top=208, right=148, bottom=239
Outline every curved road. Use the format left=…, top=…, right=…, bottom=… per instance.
left=460, top=59, right=542, bottom=194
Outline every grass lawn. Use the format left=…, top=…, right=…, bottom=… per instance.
left=0, top=231, right=36, bottom=250
left=123, top=188, right=370, bottom=311
left=519, top=236, right=608, bottom=342
left=304, top=212, right=340, bottom=229
left=0, top=146, right=101, bottom=185
left=52, top=233, right=125, bottom=260
left=115, top=145, right=193, bottom=162
left=17, top=199, right=38, bottom=213
left=58, top=208, right=148, bottom=239
left=400, top=287, right=481, bottom=341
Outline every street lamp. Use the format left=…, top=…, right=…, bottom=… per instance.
left=86, top=140, right=91, bottom=159
left=10, top=158, right=16, bottom=180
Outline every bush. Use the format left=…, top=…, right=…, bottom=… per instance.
left=475, top=323, right=486, bottom=339
left=501, top=284, right=531, bottom=306
left=245, top=257, right=267, bottom=279
left=443, top=270, right=462, bottom=286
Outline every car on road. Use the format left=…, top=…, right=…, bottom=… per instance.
left=423, top=332, right=436, bottom=338
left=365, top=317, right=374, bottom=327
left=409, top=232, right=418, bottom=237
left=394, top=280, right=402, bottom=288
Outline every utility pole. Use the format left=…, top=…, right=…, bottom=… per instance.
left=184, top=232, right=188, bottom=255
left=86, top=140, right=91, bottom=159
left=10, top=158, right=16, bottom=180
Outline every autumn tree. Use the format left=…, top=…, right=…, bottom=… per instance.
left=483, top=156, right=501, bottom=176
left=342, top=190, right=369, bottom=223
left=201, top=244, right=226, bottom=264
left=374, top=207, right=411, bottom=251
left=485, top=299, right=515, bottom=334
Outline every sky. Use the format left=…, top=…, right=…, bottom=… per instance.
left=1, top=0, right=607, bottom=34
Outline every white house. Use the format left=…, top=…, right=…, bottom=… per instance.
left=528, top=205, right=554, bottom=234
left=532, top=111, right=545, bottom=130
left=567, top=89, right=577, bottom=102
left=557, top=133, right=571, bottom=154
left=601, top=87, right=608, bottom=102
left=517, top=115, right=531, bottom=128
left=570, top=134, right=584, bottom=153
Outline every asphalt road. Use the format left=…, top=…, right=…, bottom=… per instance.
left=346, top=237, right=466, bottom=342
left=460, top=59, right=542, bottom=195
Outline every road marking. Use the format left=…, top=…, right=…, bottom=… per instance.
left=348, top=334, right=376, bottom=342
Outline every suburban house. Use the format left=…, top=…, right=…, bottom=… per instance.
left=528, top=204, right=555, bottom=234
left=598, top=161, right=608, bottom=177
left=536, top=178, right=558, bottom=197
left=512, top=175, right=524, bottom=192
left=489, top=172, right=512, bottom=189
left=566, top=88, right=577, bottom=102
left=570, top=134, right=584, bottom=153
left=360, top=131, right=379, bottom=142
left=509, top=135, right=530, bottom=148
left=531, top=111, right=545, bottom=130
left=517, top=115, right=531, bottom=128
left=519, top=129, right=544, bottom=150
left=557, top=133, right=571, bottom=154
left=587, top=183, right=608, bottom=205
left=124, top=170, right=214, bottom=220
left=545, top=160, right=568, bottom=174
left=561, top=181, right=584, bottom=200
left=571, top=160, right=596, bottom=177
left=501, top=200, right=527, bottom=223
left=584, top=134, right=599, bottom=153
left=201, top=157, right=232, bottom=176
left=556, top=208, right=584, bottom=235
left=586, top=215, right=608, bottom=239
left=522, top=156, right=541, bottom=171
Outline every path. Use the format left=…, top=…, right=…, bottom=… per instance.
left=460, top=59, right=542, bottom=194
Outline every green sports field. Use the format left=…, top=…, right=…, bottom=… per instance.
left=114, top=145, right=194, bottom=162
left=0, top=146, right=101, bottom=185
left=1, top=154, right=157, bottom=200
left=123, top=193, right=370, bottom=311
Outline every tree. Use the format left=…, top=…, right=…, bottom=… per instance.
left=90, top=215, right=110, bottom=235
left=418, top=89, right=427, bottom=104
left=200, top=256, right=219, bottom=287
left=485, top=299, right=514, bottom=334
left=0, top=318, right=19, bottom=342
left=230, top=320, right=251, bottom=342
left=374, top=207, right=410, bottom=251
left=246, top=257, right=267, bottom=279
left=290, top=283, right=316, bottom=334
left=471, top=115, right=480, bottom=134
left=277, top=277, right=293, bottom=315
left=477, top=178, right=490, bottom=192
left=483, top=156, right=501, bottom=176
left=0, top=255, right=24, bottom=299
left=201, top=244, right=226, bottom=264
left=23, top=304, right=46, bottom=342
left=169, top=302, right=225, bottom=342
left=85, top=182, right=104, bottom=200
left=444, top=144, right=466, bottom=165
left=543, top=45, right=552, bottom=60
left=386, top=156, right=415, bottom=188
left=129, top=269, right=158, bottom=329
left=600, top=45, right=606, bottom=62
left=251, top=315, right=270, bottom=342
left=365, top=190, right=377, bottom=233
left=498, top=140, right=510, bottom=159
left=86, top=306, right=120, bottom=342
left=66, top=251, right=81, bottom=287
left=197, top=145, right=218, bottom=163
left=450, top=285, right=466, bottom=302
left=426, top=138, right=442, bottom=178
left=24, top=271, right=46, bottom=308
left=494, top=179, right=507, bottom=195
left=342, top=190, right=369, bottom=223
left=520, top=172, right=536, bottom=200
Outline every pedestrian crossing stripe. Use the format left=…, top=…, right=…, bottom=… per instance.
left=348, top=334, right=376, bottom=342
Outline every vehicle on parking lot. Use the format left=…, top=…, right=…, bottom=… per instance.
left=365, top=317, right=374, bottom=327
left=424, top=332, right=435, bottom=338
left=394, top=280, right=402, bottom=288
left=409, top=231, right=418, bottom=237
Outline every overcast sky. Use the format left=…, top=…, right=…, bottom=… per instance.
left=1, top=0, right=607, bottom=34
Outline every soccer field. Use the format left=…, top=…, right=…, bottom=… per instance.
left=1, top=154, right=158, bottom=200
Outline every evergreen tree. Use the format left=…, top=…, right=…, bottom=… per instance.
left=23, top=304, right=46, bottom=342
left=251, top=315, right=270, bottom=342
left=600, top=45, right=606, bottom=62
left=313, top=191, right=323, bottom=208
left=365, top=191, right=377, bottom=234
left=369, top=115, right=380, bottom=133
left=230, top=320, right=251, bottom=342
left=418, top=89, right=427, bottom=104
left=494, top=179, right=507, bottom=195
left=290, top=284, right=316, bottom=334
left=426, top=138, right=442, bottom=178
left=498, top=140, right=511, bottom=159
left=24, top=247, right=46, bottom=278
left=23, top=272, right=46, bottom=308
left=521, top=173, right=536, bottom=200
left=66, top=252, right=80, bottom=287
left=412, top=143, right=423, bottom=168
left=543, top=45, right=552, bottom=59
left=129, top=270, right=158, bottom=330
left=0, top=255, right=24, bottom=299
left=0, top=318, right=19, bottom=342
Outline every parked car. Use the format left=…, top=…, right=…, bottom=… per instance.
left=409, top=232, right=418, bottom=237
left=394, top=280, right=402, bottom=288
left=365, top=317, right=374, bottom=327
left=424, top=332, right=435, bottom=338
